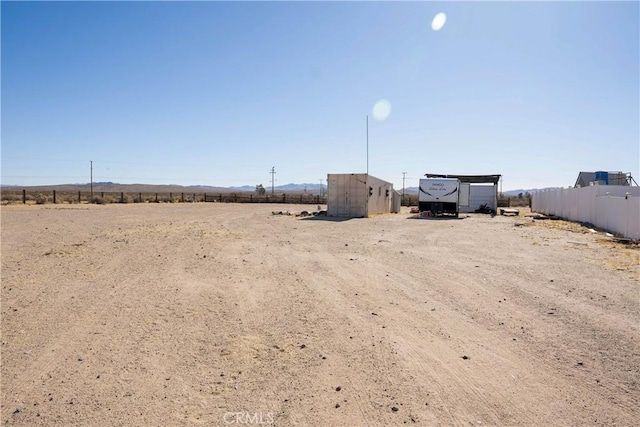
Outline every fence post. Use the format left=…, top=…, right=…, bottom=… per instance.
left=234, top=194, right=238, bottom=203
left=204, top=193, right=207, bottom=202
left=53, top=190, right=56, bottom=204
left=316, top=195, right=320, bottom=204
left=181, top=192, right=184, bottom=203
left=155, top=193, right=158, bottom=203
left=139, top=193, right=142, bottom=203
left=78, top=191, right=81, bottom=203
left=22, top=189, right=26, bottom=204
left=193, top=193, right=196, bottom=202
left=250, top=194, right=253, bottom=203
left=170, top=192, right=172, bottom=203
left=101, top=192, right=104, bottom=198
left=120, top=192, right=124, bottom=203
left=283, top=194, right=286, bottom=203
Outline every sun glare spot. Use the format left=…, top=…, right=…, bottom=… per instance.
left=432, top=13, right=447, bottom=31
left=372, top=99, right=391, bottom=121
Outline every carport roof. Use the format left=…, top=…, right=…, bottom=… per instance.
left=424, top=174, right=502, bottom=184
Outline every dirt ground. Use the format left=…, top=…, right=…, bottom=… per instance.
left=1, top=203, right=638, bottom=426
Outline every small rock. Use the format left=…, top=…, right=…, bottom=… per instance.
left=391, top=406, right=399, bottom=412
left=577, top=362, right=584, bottom=366
left=335, top=403, right=340, bottom=409
left=300, top=344, right=306, bottom=349
left=13, top=407, right=21, bottom=414
left=371, top=312, right=378, bottom=316
left=336, top=386, right=342, bottom=392
left=77, top=356, right=84, bottom=362
left=462, top=355, right=469, bottom=360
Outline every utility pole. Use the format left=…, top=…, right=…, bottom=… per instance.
left=318, top=179, right=324, bottom=197
left=402, top=172, right=407, bottom=201
left=90, top=160, right=93, bottom=199
left=270, top=166, right=276, bottom=195
left=402, top=172, right=407, bottom=198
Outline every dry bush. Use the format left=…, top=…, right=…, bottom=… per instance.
left=91, top=196, right=115, bottom=204
left=1, top=194, right=21, bottom=204
left=35, top=193, right=49, bottom=205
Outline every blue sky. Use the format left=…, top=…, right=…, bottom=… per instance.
left=2, top=1, right=638, bottom=191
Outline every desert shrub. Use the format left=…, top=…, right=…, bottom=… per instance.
left=1, top=194, right=21, bottom=203
left=35, top=193, right=49, bottom=204
left=91, top=196, right=115, bottom=204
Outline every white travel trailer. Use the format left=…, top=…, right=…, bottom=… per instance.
left=418, top=178, right=470, bottom=217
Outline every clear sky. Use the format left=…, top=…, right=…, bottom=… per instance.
left=2, top=1, right=638, bottom=191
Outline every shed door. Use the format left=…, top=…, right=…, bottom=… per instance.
left=459, top=183, right=470, bottom=206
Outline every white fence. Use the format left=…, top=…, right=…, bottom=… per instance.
left=532, top=185, right=640, bottom=239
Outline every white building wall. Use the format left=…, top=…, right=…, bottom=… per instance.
left=459, top=185, right=497, bottom=213
left=391, top=190, right=401, bottom=213
left=532, top=185, right=640, bottom=239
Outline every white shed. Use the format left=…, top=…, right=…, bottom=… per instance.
left=327, top=173, right=399, bottom=217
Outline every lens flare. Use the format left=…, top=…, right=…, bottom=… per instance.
left=372, top=99, right=391, bottom=121
left=431, top=13, right=447, bottom=31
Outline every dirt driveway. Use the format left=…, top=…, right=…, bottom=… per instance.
left=1, top=203, right=638, bottom=426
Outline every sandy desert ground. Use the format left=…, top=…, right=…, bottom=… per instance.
left=1, top=203, right=638, bottom=426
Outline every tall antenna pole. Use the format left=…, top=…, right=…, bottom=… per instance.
left=366, top=115, right=369, bottom=175
left=270, top=166, right=276, bottom=195
left=90, top=160, right=93, bottom=199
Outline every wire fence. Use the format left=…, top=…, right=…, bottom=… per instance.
left=1, top=189, right=333, bottom=205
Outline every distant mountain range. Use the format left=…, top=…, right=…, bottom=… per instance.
left=1, top=182, right=326, bottom=194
